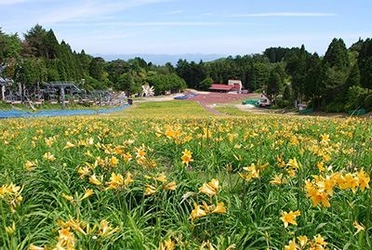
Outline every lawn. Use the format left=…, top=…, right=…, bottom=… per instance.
left=0, top=101, right=371, bottom=250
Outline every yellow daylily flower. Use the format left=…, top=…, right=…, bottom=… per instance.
left=80, top=188, right=94, bottom=201
left=190, top=202, right=207, bottom=221
left=181, top=149, right=193, bottom=166
left=163, top=181, right=177, bottom=191
left=353, top=221, right=365, bottom=235
left=211, top=202, right=227, bottom=214
left=280, top=210, right=301, bottom=228
left=89, top=174, right=102, bottom=186
left=64, top=141, right=75, bottom=149
left=198, top=178, right=220, bottom=197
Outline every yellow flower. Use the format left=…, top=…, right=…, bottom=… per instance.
left=44, top=136, right=56, bottom=147
left=122, top=152, right=132, bottom=162
left=353, top=221, right=365, bottom=235
left=98, top=219, right=119, bottom=238
left=64, top=141, right=75, bottom=149
left=312, top=234, right=327, bottom=247
left=280, top=210, right=301, bottom=228
left=270, top=174, right=285, bottom=185
left=338, top=173, right=358, bottom=193
left=106, top=172, right=124, bottom=190
left=199, top=178, right=220, bottom=197
left=124, top=172, right=134, bottom=186
left=181, top=149, right=193, bottom=166
left=5, top=221, right=15, bottom=235
left=43, top=152, right=56, bottom=161
left=305, top=180, right=331, bottom=207
left=211, top=202, right=227, bottom=214
left=63, top=218, right=87, bottom=235
left=314, top=175, right=336, bottom=196
left=287, top=158, right=299, bottom=169
left=62, top=193, right=74, bottom=203
left=158, top=238, right=175, bottom=250
left=0, top=183, right=23, bottom=212
left=297, top=235, right=308, bottom=247
left=154, top=173, right=167, bottom=183
left=317, top=161, right=325, bottom=172
left=28, top=244, right=46, bottom=250
left=57, top=228, right=75, bottom=249
left=77, top=166, right=91, bottom=179
left=320, top=133, right=330, bottom=144
left=25, top=160, right=37, bottom=171
left=163, top=181, right=177, bottom=191
left=89, top=174, right=102, bottom=186
left=145, top=184, right=157, bottom=196
left=200, top=240, right=216, bottom=250
left=135, top=147, right=146, bottom=159
left=114, top=146, right=124, bottom=155
left=80, top=188, right=94, bottom=201
left=357, top=169, right=370, bottom=191
left=239, top=163, right=268, bottom=182
left=190, top=202, right=207, bottom=220
left=284, top=238, right=297, bottom=250
left=109, top=156, right=119, bottom=167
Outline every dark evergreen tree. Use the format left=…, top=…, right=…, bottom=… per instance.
left=24, top=24, right=47, bottom=57
left=43, top=29, right=60, bottom=59
left=89, top=57, right=105, bottom=81
left=346, top=63, right=361, bottom=88
left=304, top=53, right=326, bottom=110
left=323, top=38, right=350, bottom=70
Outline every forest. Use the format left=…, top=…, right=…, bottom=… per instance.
left=1, top=24, right=372, bottom=112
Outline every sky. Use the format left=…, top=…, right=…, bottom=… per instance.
left=1, top=0, right=372, bottom=59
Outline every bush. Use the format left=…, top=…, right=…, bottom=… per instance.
left=364, top=94, right=372, bottom=111
left=344, top=86, right=368, bottom=111
left=326, top=102, right=344, bottom=113
left=275, top=98, right=291, bottom=108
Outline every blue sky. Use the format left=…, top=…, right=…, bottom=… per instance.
left=1, top=0, right=371, bottom=57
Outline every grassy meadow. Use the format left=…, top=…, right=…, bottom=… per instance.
left=0, top=101, right=371, bottom=250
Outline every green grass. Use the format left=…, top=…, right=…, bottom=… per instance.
left=110, top=100, right=212, bottom=118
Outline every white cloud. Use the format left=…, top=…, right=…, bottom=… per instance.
left=0, top=0, right=33, bottom=5
left=95, top=21, right=251, bottom=27
left=231, top=12, right=336, bottom=17
left=38, top=0, right=174, bottom=25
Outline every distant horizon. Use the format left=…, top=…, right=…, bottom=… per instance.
left=96, top=52, right=227, bottom=65
left=1, top=0, right=371, bottom=58
left=95, top=36, right=360, bottom=65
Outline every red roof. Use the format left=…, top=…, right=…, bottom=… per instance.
left=209, top=84, right=234, bottom=91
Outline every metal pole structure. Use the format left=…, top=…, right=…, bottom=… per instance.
left=61, top=87, right=66, bottom=109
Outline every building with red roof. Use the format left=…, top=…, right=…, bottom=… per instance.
left=209, top=79, right=243, bottom=92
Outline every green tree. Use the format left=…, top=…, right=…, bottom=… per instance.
left=324, top=38, right=350, bottom=70
left=43, top=29, right=60, bottom=59
left=304, top=53, right=326, bottom=110
left=346, top=63, right=361, bottom=88
left=106, top=59, right=130, bottom=86
left=89, top=57, right=105, bottom=81
left=267, top=71, right=282, bottom=96
left=117, top=72, right=134, bottom=93
left=24, top=24, right=47, bottom=57
left=199, top=77, right=214, bottom=91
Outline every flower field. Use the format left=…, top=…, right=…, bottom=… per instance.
left=0, top=102, right=371, bottom=250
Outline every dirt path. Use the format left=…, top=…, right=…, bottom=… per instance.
left=197, top=101, right=228, bottom=116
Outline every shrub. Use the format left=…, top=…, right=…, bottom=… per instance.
left=325, top=101, right=344, bottom=113
left=364, top=94, right=372, bottom=111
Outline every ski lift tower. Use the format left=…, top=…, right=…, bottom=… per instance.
left=0, top=64, right=13, bottom=101
left=44, top=82, right=82, bottom=108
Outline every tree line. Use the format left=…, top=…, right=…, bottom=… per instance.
left=1, top=24, right=372, bottom=111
